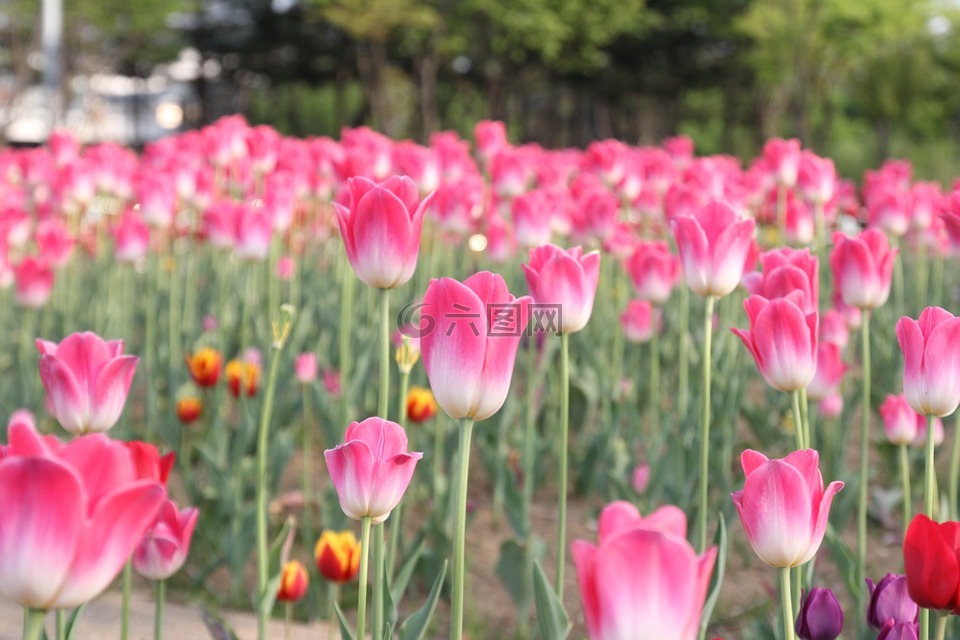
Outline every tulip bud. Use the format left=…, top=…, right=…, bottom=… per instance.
left=294, top=353, right=318, bottom=384
left=185, top=347, right=222, bottom=388
left=795, top=588, right=843, bottom=640
left=406, top=387, right=438, bottom=423
left=276, top=560, right=309, bottom=603
left=176, top=397, right=202, bottom=424
left=314, top=530, right=362, bottom=583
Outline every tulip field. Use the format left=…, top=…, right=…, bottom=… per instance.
left=3, top=116, right=960, bottom=640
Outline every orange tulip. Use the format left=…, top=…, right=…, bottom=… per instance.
left=314, top=530, right=362, bottom=583
left=406, top=387, right=437, bottom=423
left=226, top=359, right=260, bottom=397
left=276, top=560, right=309, bottom=602
left=176, top=397, right=202, bottom=424
left=185, top=348, right=222, bottom=388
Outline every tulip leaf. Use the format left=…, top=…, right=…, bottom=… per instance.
left=824, top=524, right=859, bottom=603
left=533, top=560, right=571, bottom=640
left=398, top=559, right=448, bottom=640
left=64, top=605, right=86, bottom=640
left=390, top=538, right=426, bottom=604
left=699, top=513, right=727, bottom=638
left=383, top=553, right=399, bottom=630
left=335, top=602, right=357, bottom=640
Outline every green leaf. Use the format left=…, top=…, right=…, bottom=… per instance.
left=533, top=560, right=570, bottom=640
left=335, top=602, right=357, bottom=640
left=64, top=605, right=86, bottom=640
left=824, top=523, right=859, bottom=603
left=397, top=560, right=448, bottom=640
left=699, top=513, right=727, bottom=638
left=383, top=552, right=399, bottom=631
left=390, top=539, right=425, bottom=604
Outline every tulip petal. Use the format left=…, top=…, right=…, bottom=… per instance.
left=421, top=278, right=487, bottom=420
left=919, top=315, right=960, bottom=417
left=352, top=188, right=414, bottom=288
left=802, top=479, right=844, bottom=565
left=345, top=418, right=410, bottom=460
left=571, top=540, right=601, bottom=640
left=89, top=355, right=138, bottom=433
left=53, top=481, right=166, bottom=608
left=0, top=458, right=83, bottom=609
left=324, top=441, right=376, bottom=520
left=737, top=460, right=814, bottom=567
left=367, top=452, right=423, bottom=524
left=59, top=435, right=137, bottom=510
left=904, top=514, right=960, bottom=611
left=38, top=355, right=87, bottom=434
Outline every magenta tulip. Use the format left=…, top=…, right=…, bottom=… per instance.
left=572, top=501, right=716, bottom=640
left=880, top=395, right=921, bottom=446
left=742, top=247, right=819, bottom=314
left=36, top=331, right=139, bottom=435
left=670, top=201, right=756, bottom=298
left=335, top=175, right=434, bottom=289
left=620, top=300, right=658, bottom=344
left=133, top=499, right=199, bottom=580
left=896, top=306, right=960, bottom=417
left=807, top=343, right=846, bottom=402
left=420, top=272, right=531, bottom=421
left=732, top=293, right=818, bottom=392
left=624, top=241, right=680, bottom=305
left=324, top=417, right=422, bottom=524
left=731, top=449, right=843, bottom=567
left=829, top=228, right=897, bottom=311
left=763, top=138, right=802, bottom=187
left=522, top=243, right=600, bottom=334
left=0, top=417, right=165, bottom=609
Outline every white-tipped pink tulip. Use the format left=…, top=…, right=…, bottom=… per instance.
left=670, top=201, right=756, bottom=299
left=36, top=332, right=139, bottom=435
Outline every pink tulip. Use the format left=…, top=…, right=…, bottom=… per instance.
left=133, top=499, right=199, bottom=580
left=36, top=332, right=139, bottom=435
left=112, top=210, right=151, bottom=264
left=335, top=175, right=434, bottom=289
left=620, top=300, right=658, bottom=344
left=807, top=342, right=846, bottom=402
left=868, top=188, right=911, bottom=238
left=830, top=228, right=897, bottom=310
left=763, top=138, right=802, bottom=187
left=819, top=393, right=843, bottom=420
left=421, top=272, right=531, bottom=421
left=731, top=449, right=843, bottom=568
left=324, top=417, right=422, bottom=523
left=742, top=247, right=819, bottom=314
left=0, top=417, right=165, bottom=609
left=295, top=353, right=318, bottom=384
left=732, top=293, right=818, bottom=392
left=474, top=120, right=508, bottom=165
left=233, top=203, right=272, bottom=261
left=880, top=395, right=921, bottom=446
left=522, top=243, right=600, bottom=334
left=671, top=201, right=756, bottom=298
left=797, top=151, right=836, bottom=205
left=512, top=190, right=554, bottom=248
left=36, top=219, right=74, bottom=268
left=820, top=309, right=849, bottom=349
left=624, top=241, right=680, bottom=305
left=896, top=307, right=960, bottom=417
left=13, top=257, right=54, bottom=309
left=572, top=501, right=716, bottom=640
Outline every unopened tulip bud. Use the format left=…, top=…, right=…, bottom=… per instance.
left=795, top=588, right=843, bottom=640
left=276, top=560, right=309, bottom=602
left=314, top=530, right=361, bottom=583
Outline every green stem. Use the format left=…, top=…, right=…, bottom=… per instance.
left=952, top=411, right=960, bottom=520
left=451, top=418, right=475, bottom=640
left=900, top=444, right=912, bottom=536
left=121, top=560, right=131, bottom=640
left=799, top=388, right=811, bottom=450
left=145, top=262, right=158, bottom=440
left=777, top=184, right=787, bottom=246
left=893, top=245, right=904, bottom=314
left=780, top=567, right=796, bottom=640
left=523, top=341, right=538, bottom=537
left=921, top=609, right=930, bottom=640
left=935, top=613, right=947, bottom=640
left=433, top=419, right=447, bottom=519
left=168, top=251, right=181, bottom=385
left=555, top=332, right=570, bottom=598
left=372, top=524, right=384, bottom=640
left=387, top=370, right=412, bottom=582
left=679, top=285, right=690, bottom=418
left=857, top=310, right=872, bottom=629
left=55, top=610, right=64, bottom=640
left=357, top=516, right=372, bottom=640
left=22, top=608, right=44, bottom=640
left=302, top=383, right=314, bottom=542
left=697, top=296, right=716, bottom=553
left=791, top=390, right=804, bottom=452
left=155, top=579, right=165, bottom=640
left=340, top=267, right=355, bottom=430
left=379, top=288, right=391, bottom=420
left=814, top=201, right=826, bottom=256
left=648, top=320, right=660, bottom=443
left=925, top=413, right=938, bottom=518
left=255, top=327, right=288, bottom=640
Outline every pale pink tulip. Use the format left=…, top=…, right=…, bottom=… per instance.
left=421, top=272, right=531, bottom=421
left=742, top=247, right=819, bottom=314
left=0, top=418, right=165, bottom=609
left=572, top=501, right=716, bottom=640
left=763, top=138, right=801, bottom=187
left=36, top=332, right=139, bottom=435
left=13, top=257, right=54, bottom=309
left=830, top=229, right=897, bottom=310
left=620, top=300, right=658, bottom=344
left=522, top=243, right=600, bottom=334
left=731, top=449, right=843, bottom=568
left=512, top=190, right=554, bottom=248
left=807, top=342, right=846, bottom=402
left=732, top=293, right=818, bottom=392
left=335, top=176, right=434, bottom=289
left=324, top=417, right=422, bottom=523
left=880, top=395, right=921, bottom=446
left=112, top=210, right=151, bottom=264
left=896, top=307, right=960, bottom=417
left=671, top=201, right=756, bottom=298
left=295, top=353, right=318, bottom=384
left=797, top=151, right=836, bottom=205
left=624, top=241, right=680, bottom=306
left=133, top=499, right=199, bottom=580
